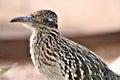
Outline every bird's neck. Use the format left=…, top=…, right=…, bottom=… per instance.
left=30, top=26, right=60, bottom=52
left=30, top=26, right=60, bottom=68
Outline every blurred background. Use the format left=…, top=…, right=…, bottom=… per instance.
left=0, top=0, right=120, bottom=80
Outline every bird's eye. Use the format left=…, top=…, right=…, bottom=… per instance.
left=47, top=17, right=54, bottom=22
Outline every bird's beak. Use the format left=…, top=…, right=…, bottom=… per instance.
left=10, top=16, right=32, bottom=23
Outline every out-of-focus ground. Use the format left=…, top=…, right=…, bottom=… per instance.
left=0, top=59, right=45, bottom=80
left=0, top=0, right=120, bottom=80
left=109, top=57, right=120, bottom=74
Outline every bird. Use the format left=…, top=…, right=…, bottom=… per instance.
left=10, top=10, right=120, bottom=80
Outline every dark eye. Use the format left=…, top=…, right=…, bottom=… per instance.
left=43, top=17, right=58, bottom=29
left=47, top=17, right=54, bottom=22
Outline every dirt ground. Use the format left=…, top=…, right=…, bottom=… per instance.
left=0, top=59, right=45, bottom=80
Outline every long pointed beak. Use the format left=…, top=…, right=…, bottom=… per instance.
left=10, top=16, right=32, bottom=23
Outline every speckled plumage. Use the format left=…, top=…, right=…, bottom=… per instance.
left=11, top=10, right=120, bottom=80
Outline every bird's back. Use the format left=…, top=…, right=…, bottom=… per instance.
left=57, top=37, right=120, bottom=80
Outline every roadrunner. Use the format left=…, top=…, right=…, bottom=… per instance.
left=10, top=10, right=120, bottom=80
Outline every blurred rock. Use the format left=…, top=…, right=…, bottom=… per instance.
left=109, top=57, right=120, bottom=75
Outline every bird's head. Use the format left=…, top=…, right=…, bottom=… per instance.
left=10, top=10, right=58, bottom=30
